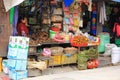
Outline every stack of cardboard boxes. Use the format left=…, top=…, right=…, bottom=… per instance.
left=7, top=36, right=29, bottom=80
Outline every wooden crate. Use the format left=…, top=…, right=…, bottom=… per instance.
left=61, top=53, right=77, bottom=65
left=28, top=60, right=47, bottom=70
left=49, top=55, right=61, bottom=66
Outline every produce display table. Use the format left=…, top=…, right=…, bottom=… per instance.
left=28, top=42, right=99, bottom=67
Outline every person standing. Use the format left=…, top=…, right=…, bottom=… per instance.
left=109, top=7, right=120, bottom=36
left=113, top=16, right=120, bottom=47
left=17, top=15, right=29, bottom=36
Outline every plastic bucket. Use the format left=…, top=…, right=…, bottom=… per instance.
left=49, top=30, right=56, bottom=39
left=98, top=33, right=110, bottom=53
left=111, top=47, right=120, bottom=64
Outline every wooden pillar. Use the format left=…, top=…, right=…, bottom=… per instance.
left=0, top=0, right=11, bottom=57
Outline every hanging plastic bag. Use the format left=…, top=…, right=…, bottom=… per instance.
left=69, top=17, right=73, bottom=25
left=64, top=18, right=70, bottom=24
left=74, top=18, right=79, bottom=27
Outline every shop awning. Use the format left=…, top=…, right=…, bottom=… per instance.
left=3, top=0, right=24, bottom=12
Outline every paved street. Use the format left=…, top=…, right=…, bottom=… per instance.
left=23, top=65, right=120, bottom=80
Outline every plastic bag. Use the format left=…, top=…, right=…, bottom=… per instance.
left=104, top=44, right=117, bottom=56
left=42, top=48, right=51, bottom=56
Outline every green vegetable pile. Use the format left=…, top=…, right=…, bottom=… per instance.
left=85, top=48, right=98, bottom=59
left=77, top=48, right=98, bottom=70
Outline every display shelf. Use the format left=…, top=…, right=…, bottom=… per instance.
left=51, top=21, right=63, bottom=23
left=29, top=41, right=99, bottom=47
left=28, top=52, right=40, bottom=56
left=29, top=44, right=42, bottom=47
left=29, top=42, right=70, bottom=46
left=29, top=42, right=98, bottom=67
left=51, top=12, right=63, bottom=15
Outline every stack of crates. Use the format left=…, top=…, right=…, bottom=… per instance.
left=7, top=36, right=29, bottom=80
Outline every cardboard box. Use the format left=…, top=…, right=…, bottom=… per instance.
left=8, top=59, right=27, bottom=70
left=7, top=36, right=29, bottom=60
left=9, top=69, right=27, bottom=80
left=7, top=36, right=18, bottom=59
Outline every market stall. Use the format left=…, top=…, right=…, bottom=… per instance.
left=1, top=0, right=120, bottom=80
left=23, top=0, right=100, bottom=70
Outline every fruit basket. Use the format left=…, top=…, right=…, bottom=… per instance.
left=70, top=35, right=88, bottom=47
left=71, top=42, right=88, bottom=47
left=50, top=47, right=63, bottom=56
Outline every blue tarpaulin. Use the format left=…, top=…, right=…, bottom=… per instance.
left=112, top=0, right=120, bottom=2
left=64, top=0, right=74, bottom=7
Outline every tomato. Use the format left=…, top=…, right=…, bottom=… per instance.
left=87, top=60, right=94, bottom=69
left=92, top=59, right=99, bottom=68
left=87, top=59, right=100, bottom=69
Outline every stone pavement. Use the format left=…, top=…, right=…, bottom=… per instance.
left=23, top=65, right=120, bottom=80
left=0, top=55, right=120, bottom=80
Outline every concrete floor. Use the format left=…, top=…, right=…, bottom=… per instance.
left=23, top=65, right=120, bottom=80
left=23, top=55, right=120, bottom=80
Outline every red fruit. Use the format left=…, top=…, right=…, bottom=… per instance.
left=92, top=59, right=99, bottom=68
left=87, top=60, right=94, bottom=69
left=87, top=59, right=99, bottom=69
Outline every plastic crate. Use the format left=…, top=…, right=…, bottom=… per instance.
left=61, top=53, right=77, bottom=64
left=49, top=55, right=61, bottom=66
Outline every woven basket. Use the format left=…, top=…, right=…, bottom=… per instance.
left=70, top=38, right=88, bottom=47
left=85, top=48, right=99, bottom=60
left=50, top=47, right=63, bottom=56
left=64, top=47, right=77, bottom=54
left=77, top=63, right=87, bottom=70
left=77, top=54, right=88, bottom=70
